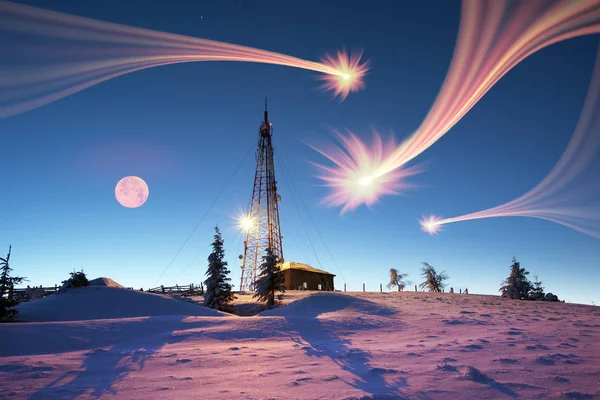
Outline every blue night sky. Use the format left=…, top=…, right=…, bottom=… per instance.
left=1, top=0, right=599, bottom=305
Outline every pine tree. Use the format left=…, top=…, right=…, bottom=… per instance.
left=253, top=248, right=285, bottom=309
left=0, top=245, right=25, bottom=322
left=499, top=257, right=532, bottom=300
left=530, top=274, right=545, bottom=300
left=203, top=226, right=236, bottom=312
left=387, top=268, right=410, bottom=292
left=419, top=262, right=448, bottom=292
left=58, top=269, right=89, bottom=293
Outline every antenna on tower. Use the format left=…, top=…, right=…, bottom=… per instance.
left=264, top=97, right=268, bottom=123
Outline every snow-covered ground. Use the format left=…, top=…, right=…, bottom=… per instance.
left=1, top=288, right=599, bottom=399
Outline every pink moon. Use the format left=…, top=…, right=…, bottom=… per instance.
left=115, top=176, right=149, bottom=208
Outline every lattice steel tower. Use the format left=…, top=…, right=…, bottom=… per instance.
left=239, top=99, right=284, bottom=291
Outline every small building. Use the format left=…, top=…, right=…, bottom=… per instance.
left=280, top=261, right=335, bottom=291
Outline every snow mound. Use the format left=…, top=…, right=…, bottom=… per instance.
left=88, top=277, right=124, bottom=288
left=261, top=292, right=397, bottom=318
left=16, top=286, right=225, bottom=322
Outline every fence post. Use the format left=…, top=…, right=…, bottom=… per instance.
left=363, top=283, right=365, bottom=292
left=380, top=283, right=382, bottom=293
left=344, top=283, right=346, bottom=292
left=415, top=284, right=417, bottom=292
left=460, top=288, right=462, bottom=294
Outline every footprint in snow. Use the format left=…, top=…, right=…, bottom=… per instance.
left=526, top=344, right=550, bottom=350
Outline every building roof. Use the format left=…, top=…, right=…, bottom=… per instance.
left=280, top=261, right=336, bottom=276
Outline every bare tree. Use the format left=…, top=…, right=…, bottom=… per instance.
left=419, top=262, right=448, bottom=292
left=387, top=268, right=410, bottom=292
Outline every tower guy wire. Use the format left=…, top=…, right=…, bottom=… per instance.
left=153, top=144, right=254, bottom=287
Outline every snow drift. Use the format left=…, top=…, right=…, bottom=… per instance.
left=1, top=291, right=599, bottom=399
left=261, top=292, right=397, bottom=318
left=88, top=277, right=124, bottom=288
left=15, top=286, right=225, bottom=322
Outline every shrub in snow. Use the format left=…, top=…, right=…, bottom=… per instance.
left=253, top=248, right=285, bottom=310
left=0, top=245, right=25, bottom=322
left=418, top=262, right=448, bottom=292
left=499, top=258, right=532, bottom=300
left=545, top=293, right=559, bottom=302
left=203, top=226, right=236, bottom=312
left=387, top=268, right=410, bottom=292
left=459, top=366, right=490, bottom=383
left=58, top=269, right=89, bottom=293
left=529, top=275, right=545, bottom=300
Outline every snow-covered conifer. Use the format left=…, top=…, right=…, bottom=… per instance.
left=253, top=248, right=284, bottom=309
left=204, top=226, right=236, bottom=312
left=0, top=245, right=25, bottom=322
left=58, top=269, right=89, bottom=293
left=529, top=275, right=545, bottom=300
left=499, top=258, right=532, bottom=300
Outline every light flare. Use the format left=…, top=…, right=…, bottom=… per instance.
left=318, top=51, right=370, bottom=101
left=0, top=2, right=369, bottom=118
left=358, top=176, right=374, bottom=187
left=421, top=44, right=600, bottom=239
left=312, top=0, right=600, bottom=209
left=308, top=130, right=424, bottom=214
left=237, top=213, right=255, bottom=233
left=419, top=215, right=444, bottom=235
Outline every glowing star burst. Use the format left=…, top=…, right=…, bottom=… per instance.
left=0, top=2, right=370, bottom=119
left=418, top=43, right=600, bottom=241
left=359, top=176, right=374, bottom=187
left=308, top=130, right=423, bottom=214
left=319, top=51, right=370, bottom=101
left=306, top=0, right=600, bottom=210
left=419, top=215, right=444, bottom=235
left=237, top=213, right=255, bottom=233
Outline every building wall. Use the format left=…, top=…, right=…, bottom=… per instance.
left=283, top=269, right=334, bottom=291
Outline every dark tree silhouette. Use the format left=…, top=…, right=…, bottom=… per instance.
left=500, top=257, right=532, bottom=300
left=530, top=274, right=545, bottom=300
left=58, top=269, right=89, bottom=294
left=387, top=268, right=410, bottom=292
left=204, top=226, right=236, bottom=312
left=253, top=248, right=285, bottom=309
left=419, top=262, right=448, bottom=292
left=0, top=245, right=25, bottom=322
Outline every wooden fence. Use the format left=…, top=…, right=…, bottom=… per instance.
left=342, top=283, right=469, bottom=294
left=11, top=285, right=60, bottom=301
left=9, top=282, right=468, bottom=302
left=146, top=283, right=204, bottom=297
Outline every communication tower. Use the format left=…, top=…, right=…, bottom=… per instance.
left=239, top=99, right=284, bottom=291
